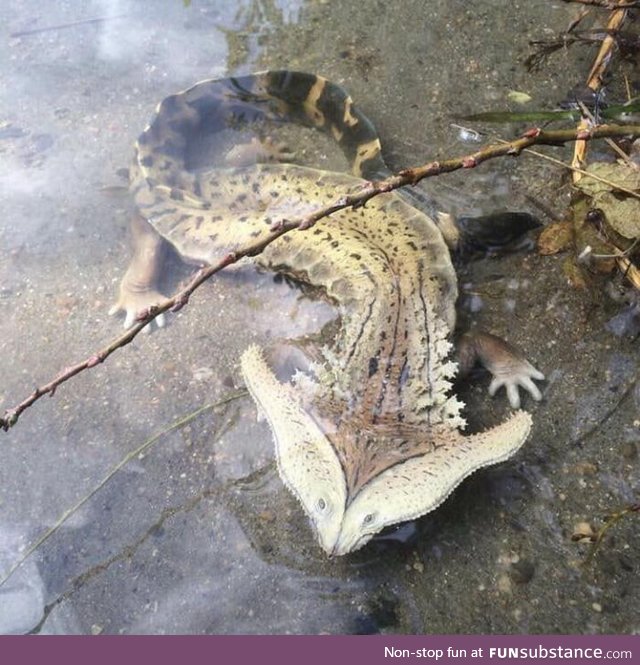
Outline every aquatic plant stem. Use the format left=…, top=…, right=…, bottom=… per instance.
left=0, top=391, right=247, bottom=589
left=2, top=122, right=640, bottom=432
left=582, top=502, right=640, bottom=566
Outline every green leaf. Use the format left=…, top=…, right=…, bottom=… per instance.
left=459, top=100, right=640, bottom=125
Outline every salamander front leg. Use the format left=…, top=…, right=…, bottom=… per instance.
left=109, top=213, right=169, bottom=330
left=458, top=331, right=545, bottom=409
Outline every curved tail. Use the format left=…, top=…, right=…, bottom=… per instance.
left=134, top=70, right=391, bottom=189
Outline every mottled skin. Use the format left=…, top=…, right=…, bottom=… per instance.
left=111, top=71, right=544, bottom=555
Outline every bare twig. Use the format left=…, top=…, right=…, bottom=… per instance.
left=560, top=0, right=640, bottom=8
left=513, top=142, right=640, bottom=199
left=586, top=1, right=633, bottom=90
left=572, top=0, right=633, bottom=177
left=2, top=122, right=640, bottom=433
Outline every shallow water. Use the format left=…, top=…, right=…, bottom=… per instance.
left=1, top=0, right=638, bottom=634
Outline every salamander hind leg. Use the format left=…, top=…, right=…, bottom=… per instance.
left=458, top=331, right=545, bottom=409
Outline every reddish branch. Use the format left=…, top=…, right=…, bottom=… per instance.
left=2, top=122, right=640, bottom=432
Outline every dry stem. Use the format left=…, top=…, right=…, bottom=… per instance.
left=572, top=0, right=634, bottom=177
left=561, top=0, right=640, bottom=8
left=2, top=123, right=640, bottom=432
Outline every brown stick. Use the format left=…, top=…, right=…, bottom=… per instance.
left=572, top=0, right=633, bottom=178
left=2, top=122, right=640, bottom=433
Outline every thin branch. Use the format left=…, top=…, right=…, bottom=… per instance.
left=560, top=0, right=640, bottom=8
left=2, top=122, right=640, bottom=433
left=512, top=142, right=640, bottom=199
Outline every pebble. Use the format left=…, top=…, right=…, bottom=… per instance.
left=572, top=521, right=595, bottom=542
left=497, top=573, right=512, bottom=595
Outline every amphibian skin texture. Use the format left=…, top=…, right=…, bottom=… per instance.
left=112, top=71, right=544, bottom=556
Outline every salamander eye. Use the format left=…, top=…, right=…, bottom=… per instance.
left=362, top=513, right=375, bottom=526
left=316, top=498, right=327, bottom=511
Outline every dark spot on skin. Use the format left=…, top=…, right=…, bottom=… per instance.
left=252, top=182, right=260, bottom=193
left=368, top=356, right=379, bottom=377
left=159, top=140, right=183, bottom=158
left=239, top=216, right=248, bottom=222
left=193, top=181, right=202, bottom=197
left=170, top=188, right=184, bottom=201
left=211, top=215, right=223, bottom=222
left=270, top=191, right=279, bottom=198
left=237, top=193, right=247, bottom=203
left=208, top=233, right=218, bottom=242
left=350, top=253, right=361, bottom=260
left=331, top=240, right=339, bottom=249
left=140, top=155, right=154, bottom=167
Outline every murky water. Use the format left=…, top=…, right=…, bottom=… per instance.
left=1, top=0, right=638, bottom=634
